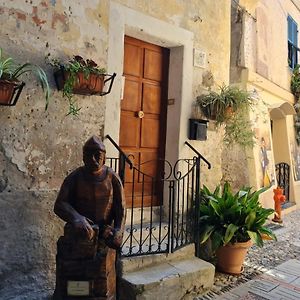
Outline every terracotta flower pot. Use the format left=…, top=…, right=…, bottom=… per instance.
left=54, top=69, right=104, bottom=95
left=0, top=79, right=25, bottom=105
left=216, top=240, right=252, bottom=275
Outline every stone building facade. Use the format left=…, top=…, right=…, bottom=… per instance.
left=230, top=0, right=300, bottom=208
left=0, top=1, right=231, bottom=299
left=1, top=0, right=299, bottom=298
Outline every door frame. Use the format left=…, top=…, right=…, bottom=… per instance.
left=104, top=2, right=194, bottom=169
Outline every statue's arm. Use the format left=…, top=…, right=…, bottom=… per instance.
left=106, top=172, right=126, bottom=248
left=54, top=180, right=81, bottom=223
left=112, top=173, right=126, bottom=232
left=54, top=177, right=94, bottom=239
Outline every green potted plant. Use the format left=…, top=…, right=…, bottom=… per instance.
left=291, top=65, right=300, bottom=100
left=196, top=85, right=256, bottom=147
left=52, top=55, right=107, bottom=116
left=290, top=65, right=300, bottom=144
left=196, top=85, right=253, bottom=123
left=199, top=181, right=276, bottom=274
left=0, top=48, right=50, bottom=108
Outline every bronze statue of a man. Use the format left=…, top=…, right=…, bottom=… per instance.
left=54, top=136, right=126, bottom=300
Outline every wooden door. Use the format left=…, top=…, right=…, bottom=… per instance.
left=119, top=36, right=169, bottom=207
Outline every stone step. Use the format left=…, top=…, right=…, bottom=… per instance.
left=119, top=252, right=215, bottom=300
left=121, top=244, right=195, bottom=273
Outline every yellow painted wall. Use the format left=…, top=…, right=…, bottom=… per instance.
left=232, top=0, right=299, bottom=207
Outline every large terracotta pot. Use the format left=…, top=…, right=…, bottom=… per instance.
left=216, top=240, right=252, bottom=275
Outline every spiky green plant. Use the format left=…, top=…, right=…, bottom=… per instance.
left=0, top=48, right=50, bottom=109
left=199, top=182, right=276, bottom=253
left=196, top=85, right=254, bottom=124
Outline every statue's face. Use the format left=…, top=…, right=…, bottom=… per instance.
left=83, top=147, right=105, bottom=173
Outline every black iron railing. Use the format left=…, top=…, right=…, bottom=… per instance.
left=105, top=135, right=211, bottom=257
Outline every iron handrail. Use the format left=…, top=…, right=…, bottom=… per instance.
left=105, top=134, right=133, bottom=168
left=185, top=141, right=211, bottom=169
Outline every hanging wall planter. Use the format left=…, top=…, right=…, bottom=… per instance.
left=0, top=79, right=25, bottom=106
left=0, top=48, right=50, bottom=108
left=195, top=85, right=256, bottom=148
left=52, top=55, right=116, bottom=115
left=54, top=67, right=116, bottom=96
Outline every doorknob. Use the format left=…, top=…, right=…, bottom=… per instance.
left=137, top=111, right=144, bottom=118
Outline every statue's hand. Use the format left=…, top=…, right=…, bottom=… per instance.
left=73, top=216, right=94, bottom=240
left=112, top=230, right=123, bottom=248
left=102, top=226, right=123, bottom=249
left=102, top=225, right=114, bottom=239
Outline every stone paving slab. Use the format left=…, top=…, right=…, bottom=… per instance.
left=214, top=259, right=300, bottom=299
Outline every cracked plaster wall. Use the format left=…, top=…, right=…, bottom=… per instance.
left=0, top=0, right=231, bottom=298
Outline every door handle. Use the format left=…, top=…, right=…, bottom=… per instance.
left=136, top=110, right=144, bottom=118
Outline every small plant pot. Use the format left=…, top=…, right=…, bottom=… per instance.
left=54, top=70, right=104, bottom=95
left=200, top=103, right=217, bottom=120
left=216, top=240, right=252, bottom=275
left=0, top=79, right=25, bottom=106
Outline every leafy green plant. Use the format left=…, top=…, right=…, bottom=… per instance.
left=224, top=113, right=256, bottom=148
left=199, top=182, right=276, bottom=253
left=291, top=65, right=300, bottom=100
left=196, top=85, right=256, bottom=148
left=295, top=103, right=300, bottom=145
left=196, top=85, right=253, bottom=124
left=51, top=55, right=106, bottom=116
left=0, top=48, right=50, bottom=109
left=291, top=65, right=300, bottom=145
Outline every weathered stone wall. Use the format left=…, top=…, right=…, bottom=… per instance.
left=0, top=1, right=231, bottom=298
left=0, top=1, right=108, bottom=298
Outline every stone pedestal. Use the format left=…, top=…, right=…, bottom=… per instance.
left=54, top=224, right=116, bottom=300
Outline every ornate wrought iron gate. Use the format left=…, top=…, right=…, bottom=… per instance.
left=105, top=135, right=211, bottom=257
left=275, top=162, right=290, bottom=202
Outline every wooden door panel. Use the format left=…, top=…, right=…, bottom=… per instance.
left=143, top=83, right=161, bottom=114
left=123, top=151, right=139, bottom=184
left=120, top=36, right=169, bottom=207
left=124, top=43, right=142, bottom=76
left=119, top=113, right=139, bottom=148
left=121, top=79, right=140, bottom=111
left=140, top=151, right=158, bottom=182
left=141, top=118, right=160, bottom=148
left=144, top=49, right=163, bottom=81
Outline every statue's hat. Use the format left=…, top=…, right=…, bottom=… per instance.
left=83, top=135, right=106, bottom=152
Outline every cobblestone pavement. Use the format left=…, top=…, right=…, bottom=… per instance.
left=195, top=208, right=300, bottom=300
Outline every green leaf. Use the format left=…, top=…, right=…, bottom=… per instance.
left=258, top=226, right=277, bottom=241
left=209, top=198, right=221, bottom=216
left=245, top=211, right=256, bottom=230
left=199, top=225, right=215, bottom=244
left=224, top=223, right=238, bottom=244
left=211, top=231, right=223, bottom=252
left=247, top=230, right=263, bottom=247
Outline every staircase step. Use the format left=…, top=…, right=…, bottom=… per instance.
left=121, top=244, right=195, bottom=273
left=119, top=256, right=215, bottom=300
